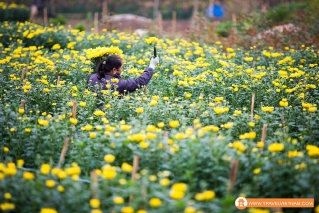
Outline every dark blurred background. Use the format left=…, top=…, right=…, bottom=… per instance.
left=1, top=0, right=308, bottom=20
left=1, top=0, right=318, bottom=49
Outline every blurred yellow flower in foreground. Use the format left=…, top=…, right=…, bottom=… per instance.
left=279, top=98, right=288, bottom=107
left=111, top=78, right=119, bottom=83
left=90, top=199, right=100, bottom=208
left=184, top=206, right=196, bottom=213
left=160, top=178, right=170, bottom=186
left=57, top=185, right=64, bottom=192
left=121, top=162, right=133, bottom=172
left=5, top=164, right=17, bottom=176
left=244, top=57, right=254, bottom=62
left=268, top=143, right=284, bottom=152
left=257, top=141, right=264, bottom=148
left=248, top=208, right=270, bottom=213
left=169, top=120, right=179, bottom=128
left=145, top=36, right=158, bottom=44
left=94, top=110, right=105, bottom=116
left=306, top=145, right=319, bottom=157
left=40, top=208, right=58, bottom=213
left=248, top=122, right=255, bottom=127
left=18, top=108, right=24, bottom=114
left=69, top=118, right=78, bottom=125
left=4, top=193, right=11, bottom=199
left=113, top=196, right=124, bottom=204
left=23, top=171, right=35, bottom=180
left=253, top=168, right=261, bottom=174
left=214, top=107, right=229, bottom=114
left=149, top=198, right=162, bottom=208
left=52, top=44, right=61, bottom=50
left=309, top=106, right=317, bottom=113
left=287, top=150, right=303, bottom=158
left=239, top=132, right=256, bottom=140
left=128, top=133, right=146, bottom=142
left=45, top=180, right=55, bottom=188
left=203, top=190, right=215, bottom=200
left=17, top=159, right=24, bottom=167
left=150, top=100, right=158, bottom=106
left=157, top=122, right=165, bottom=128
left=40, top=164, right=51, bottom=175
left=195, top=192, right=205, bottom=201
left=261, top=106, right=274, bottom=113
left=140, top=141, right=149, bottom=149
left=254, top=114, right=261, bottom=120
left=223, top=122, right=234, bottom=129
left=38, top=119, right=49, bottom=127
left=136, top=107, right=144, bottom=114
left=104, top=154, right=115, bottom=163
left=102, top=165, right=117, bottom=179
left=89, top=132, right=96, bottom=139
left=232, top=141, right=246, bottom=152
left=170, top=182, right=187, bottom=200
left=185, top=92, right=192, bottom=99
left=43, top=88, right=50, bottom=93
left=121, top=206, right=134, bottom=213
left=170, top=189, right=185, bottom=200
left=0, top=202, right=15, bottom=211
left=83, top=124, right=93, bottom=131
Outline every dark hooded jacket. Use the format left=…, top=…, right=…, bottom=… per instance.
left=87, top=67, right=154, bottom=94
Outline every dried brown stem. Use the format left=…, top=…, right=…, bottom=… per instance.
left=57, top=137, right=70, bottom=168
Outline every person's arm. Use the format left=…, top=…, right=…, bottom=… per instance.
left=87, top=73, right=108, bottom=90
left=117, top=68, right=154, bottom=93
left=117, top=57, right=159, bottom=94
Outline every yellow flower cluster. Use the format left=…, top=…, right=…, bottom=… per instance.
left=268, top=143, right=284, bottom=152
left=279, top=98, right=288, bottom=107
left=128, top=133, right=147, bottom=142
left=302, top=102, right=317, bottom=112
left=112, top=196, right=123, bottom=205
left=84, top=46, right=123, bottom=59
left=40, top=208, right=58, bottom=213
left=231, top=141, right=246, bottom=153
left=145, top=37, right=158, bottom=44
left=261, top=106, right=274, bottom=113
left=149, top=197, right=161, bottom=208
left=0, top=203, right=15, bottom=211
left=306, top=145, right=319, bottom=157
left=38, top=119, right=49, bottom=126
left=213, top=106, right=229, bottom=114
left=121, top=163, right=133, bottom=172
left=170, top=183, right=187, bottom=200
left=239, top=132, right=256, bottom=140
left=194, top=190, right=216, bottom=201
left=102, top=164, right=117, bottom=179
left=0, top=2, right=28, bottom=9
left=0, top=162, right=17, bottom=177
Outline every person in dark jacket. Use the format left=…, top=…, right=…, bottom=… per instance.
left=87, top=55, right=159, bottom=94
left=30, top=0, right=45, bottom=21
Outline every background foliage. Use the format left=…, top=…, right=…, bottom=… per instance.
left=0, top=1, right=319, bottom=213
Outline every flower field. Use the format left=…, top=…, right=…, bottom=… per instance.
left=0, top=18, right=319, bottom=213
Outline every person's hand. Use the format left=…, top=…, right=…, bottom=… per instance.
left=149, top=56, right=159, bottom=69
